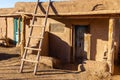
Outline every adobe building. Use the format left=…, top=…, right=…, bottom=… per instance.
left=1, top=0, right=120, bottom=74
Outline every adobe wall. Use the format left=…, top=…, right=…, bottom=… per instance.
left=0, top=16, right=115, bottom=63
left=0, top=17, right=111, bottom=63
left=68, top=18, right=109, bottom=61
left=48, top=18, right=72, bottom=63
left=90, top=18, right=109, bottom=61
left=46, top=18, right=109, bottom=63
left=25, top=17, right=49, bottom=56
left=0, top=17, right=14, bottom=40
left=14, top=0, right=120, bottom=15
left=7, top=18, right=14, bottom=40
left=0, top=18, right=6, bottom=37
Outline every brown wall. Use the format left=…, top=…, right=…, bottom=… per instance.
left=0, top=17, right=14, bottom=40
left=48, top=18, right=72, bottom=63
left=47, top=18, right=109, bottom=63
left=25, top=18, right=110, bottom=63
left=7, top=18, right=14, bottom=40
left=25, top=17, right=49, bottom=56
left=90, top=18, right=109, bottom=61
left=0, top=17, right=118, bottom=64
left=68, top=18, right=109, bottom=62
left=0, top=18, right=6, bottom=38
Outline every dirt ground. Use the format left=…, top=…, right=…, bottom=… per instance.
left=0, top=46, right=119, bottom=80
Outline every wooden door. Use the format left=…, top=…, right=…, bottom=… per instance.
left=75, top=25, right=89, bottom=63
left=14, top=18, right=22, bottom=44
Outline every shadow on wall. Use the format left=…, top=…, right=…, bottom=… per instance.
left=90, top=19, right=109, bottom=60
left=49, top=33, right=71, bottom=63
left=38, top=1, right=58, bottom=15
left=29, top=32, right=48, bottom=56
left=90, top=34, right=108, bottom=60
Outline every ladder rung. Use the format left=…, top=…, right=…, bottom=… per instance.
left=30, top=25, right=43, bottom=27
left=24, top=47, right=41, bottom=51
left=28, top=36, right=43, bottom=39
left=22, top=59, right=38, bottom=63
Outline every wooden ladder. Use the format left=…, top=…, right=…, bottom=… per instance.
left=19, top=0, right=51, bottom=75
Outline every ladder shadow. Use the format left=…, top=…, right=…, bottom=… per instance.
left=38, top=1, right=58, bottom=15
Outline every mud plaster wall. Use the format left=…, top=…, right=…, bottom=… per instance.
left=0, top=17, right=118, bottom=63
left=25, top=17, right=49, bottom=56
left=7, top=18, right=14, bottom=40
left=0, top=18, right=6, bottom=38
left=0, top=18, right=14, bottom=40
left=68, top=18, right=109, bottom=61
left=48, top=18, right=109, bottom=63
left=13, top=0, right=120, bottom=16
left=90, top=18, right=109, bottom=61
left=0, top=17, right=114, bottom=63
left=48, top=18, right=72, bottom=63
left=26, top=18, right=72, bottom=63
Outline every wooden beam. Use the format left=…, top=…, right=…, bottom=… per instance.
left=107, top=18, right=116, bottom=74
left=0, top=14, right=21, bottom=17
left=15, top=12, right=120, bottom=19
left=15, top=10, right=120, bottom=17
left=5, top=17, right=7, bottom=40
left=21, top=15, right=26, bottom=56
left=5, top=17, right=9, bottom=46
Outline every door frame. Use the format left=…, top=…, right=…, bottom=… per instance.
left=72, top=25, right=91, bottom=62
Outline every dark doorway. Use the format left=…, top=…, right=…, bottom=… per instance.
left=74, top=25, right=89, bottom=63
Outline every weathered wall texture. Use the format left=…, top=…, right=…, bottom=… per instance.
left=12, top=0, right=120, bottom=15
left=7, top=18, right=14, bottom=40
left=48, top=18, right=72, bottom=63
left=90, top=18, right=109, bottom=61
left=0, top=18, right=6, bottom=38
left=0, top=17, right=14, bottom=45
left=1, top=0, right=120, bottom=15
left=45, top=18, right=110, bottom=63
left=26, top=18, right=72, bottom=63
left=25, top=17, right=49, bottom=56
left=0, top=8, right=15, bottom=14
left=0, top=18, right=14, bottom=40
left=67, top=18, right=109, bottom=62
left=0, top=17, right=119, bottom=64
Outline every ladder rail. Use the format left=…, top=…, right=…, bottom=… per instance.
left=20, top=0, right=51, bottom=75
left=20, top=0, right=40, bottom=73
left=23, top=0, right=39, bottom=58
left=34, top=0, right=51, bottom=74
left=22, top=0, right=40, bottom=60
left=26, top=0, right=40, bottom=48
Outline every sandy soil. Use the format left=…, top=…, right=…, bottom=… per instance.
left=0, top=46, right=118, bottom=80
